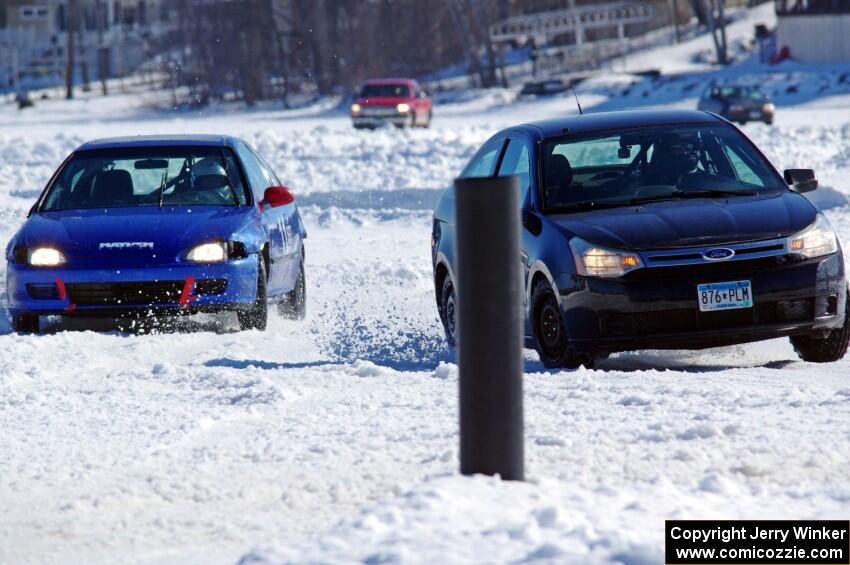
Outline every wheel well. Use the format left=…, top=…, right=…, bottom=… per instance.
left=434, top=263, right=449, bottom=304
left=530, top=271, right=549, bottom=296
left=261, top=243, right=270, bottom=280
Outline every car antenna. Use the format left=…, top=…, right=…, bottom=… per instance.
left=570, top=85, right=584, bottom=115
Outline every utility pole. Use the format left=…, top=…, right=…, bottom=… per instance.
left=671, top=0, right=681, bottom=43
left=455, top=176, right=524, bottom=482
left=79, top=0, right=90, bottom=92
left=66, top=0, right=77, bottom=99
left=98, top=0, right=108, bottom=95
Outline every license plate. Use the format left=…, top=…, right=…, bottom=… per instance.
left=697, top=280, right=753, bottom=312
left=749, top=111, right=761, bottom=119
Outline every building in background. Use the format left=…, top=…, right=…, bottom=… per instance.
left=775, top=0, right=850, bottom=63
left=0, top=0, right=175, bottom=91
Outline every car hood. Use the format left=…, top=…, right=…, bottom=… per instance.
left=547, top=191, right=816, bottom=250
left=16, top=206, right=255, bottom=266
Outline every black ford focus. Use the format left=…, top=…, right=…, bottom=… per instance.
left=432, top=110, right=848, bottom=368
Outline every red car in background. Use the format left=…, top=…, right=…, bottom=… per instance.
left=351, top=79, right=433, bottom=129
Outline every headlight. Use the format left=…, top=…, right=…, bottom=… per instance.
left=569, top=237, right=643, bottom=277
left=28, top=247, right=65, bottom=267
left=397, top=103, right=410, bottom=113
left=787, top=213, right=839, bottom=259
left=351, top=103, right=361, bottom=115
left=186, top=242, right=227, bottom=263
left=763, top=102, right=775, bottom=113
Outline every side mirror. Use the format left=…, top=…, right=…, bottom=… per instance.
left=262, top=185, right=295, bottom=209
left=784, top=169, right=818, bottom=193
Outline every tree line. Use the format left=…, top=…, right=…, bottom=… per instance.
left=157, top=0, right=749, bottom=105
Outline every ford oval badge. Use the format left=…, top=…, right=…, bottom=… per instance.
left=703, top=247, right=735, bottom=261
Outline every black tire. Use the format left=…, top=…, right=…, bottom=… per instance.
left=765, top=116, right=774, bottom=126
left=279, top=256, right=306, bottom=320
left=424, top=110, right=432, bottom=128
left=12, top=313, right=39, bottom=334
left=238, top=258, right=268, bottom=331
left=790, top=289, right=850, bottom=363
left=440, top=275, right=457, bottom=347
left=530, top=279, right=584, bottom=369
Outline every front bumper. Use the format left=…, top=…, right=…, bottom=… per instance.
left=724, top=107, right=773, bottom=123
left=556, top=253, right=846, bottom=353
left=6, top=257, right=258, bottom=317
left=352, top=114, right=409, bottom=128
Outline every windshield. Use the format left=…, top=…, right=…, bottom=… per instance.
left=360, top=84, right=410, bottom=98
left=41, top=147, right=248, bottom=211
left=541, top=124, right=785, bottom=213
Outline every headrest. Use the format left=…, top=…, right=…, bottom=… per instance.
left=92, top=169, right=134, bottom=204
left=546, top=154, right=573, bottom=189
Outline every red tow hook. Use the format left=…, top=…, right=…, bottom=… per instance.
left=54, top=278, right=76, bottom=312
left=179, top=276, right=197, bottom=308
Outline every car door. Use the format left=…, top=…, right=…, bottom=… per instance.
left=497, top=136, right=535, bottom=333
left=434, top=135, right=506, bottom=281
left=412, top=82, right=431, bottom=123
left=234, top=142, right=294, bottom=297
left=254, top=149, right=302, bottom=293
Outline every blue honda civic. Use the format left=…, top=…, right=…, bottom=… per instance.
left=432, top=110, right=848, bottom=368
left=6, top=135, right=306, bottom=333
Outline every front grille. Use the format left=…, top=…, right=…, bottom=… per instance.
left=360, top=106, right=399, bottom=117
left=600, top=298, right=815, bottom=338
left=639, top=238, right=789, bottom=269
left=66, top=279, right=227, bottom=306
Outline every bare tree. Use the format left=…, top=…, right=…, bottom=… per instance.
left=706, top=0, right=729, bottom=65
left=66, top=0, right=77, bottom=99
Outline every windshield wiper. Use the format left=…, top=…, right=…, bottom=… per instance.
left=624, top=188, right=757, bottom=206
left=556, top=200, right=629, bottom=212
left=553, top=188, right=757, bottom=213
left=158, top=170, right=168, bottom=208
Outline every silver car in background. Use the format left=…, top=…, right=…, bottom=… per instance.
left=697, top=84, right=775, bottom=126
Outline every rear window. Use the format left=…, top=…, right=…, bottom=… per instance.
left=711, top=86, right=765, bottom=99
left=360, top=84, right=411, bottom=98
left=41, top=147, right=249, bottom=211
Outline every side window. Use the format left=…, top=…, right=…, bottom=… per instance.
left=253, top=149, right=282, bottom=187
left=722, top=144, right=765, bottom=187
left=234, top=142, right=268, bottom=201
left=222, top=148, right=249, bottom=205
left=498, top=139, right=531, bottom=205
left=463, top=138, right=504, bottom=178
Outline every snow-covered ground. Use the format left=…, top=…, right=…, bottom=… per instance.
left=2, top=11, right=850, bottom=564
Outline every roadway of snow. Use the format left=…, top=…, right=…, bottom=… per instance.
left=2, top=19, right=850, bottom=565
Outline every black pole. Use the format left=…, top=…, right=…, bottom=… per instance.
left=454, top=175, right=524, bottom=481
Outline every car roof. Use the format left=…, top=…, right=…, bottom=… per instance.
left=512, top=110, right=724, bottom=139
left=76, top=134, right=238, bottom=151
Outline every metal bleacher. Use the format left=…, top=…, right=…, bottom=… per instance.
left=490, top=1, right=656, bottom=77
